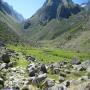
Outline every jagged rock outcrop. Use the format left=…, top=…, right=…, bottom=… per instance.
left=35, top=0, right=81, bottom=23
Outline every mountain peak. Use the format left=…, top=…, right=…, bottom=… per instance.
left=36, top=0, right=81, bottom=23
left=45, top=0, right=73, bottom=6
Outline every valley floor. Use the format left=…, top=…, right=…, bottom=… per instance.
left=0, top=44, right=90, bottom=90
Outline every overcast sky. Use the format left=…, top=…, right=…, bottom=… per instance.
left=4, top=0, right=88, bottom=19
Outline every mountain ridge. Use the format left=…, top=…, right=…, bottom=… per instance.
left=21, top=0, right=90, bottom=52
left=0, top=0, right=24, bottom=21
left=0, top=0, right=23, bottom=44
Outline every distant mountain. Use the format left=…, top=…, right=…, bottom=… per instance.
left=0, top=0, right=24, bottom=21
left=87, top=0, right=90, bottom=10
left=22, top=0, right=90, bottom=51
left=33, top=0, right=81, bottom=23
left=0, top=0, right=23, bottom=44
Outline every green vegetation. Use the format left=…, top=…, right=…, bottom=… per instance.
left=11, top=54, right=29, bottom=68
left=22, top=10, right=90, bottom=52
left=7, top=44, right=90, bottom=63
left=7, top=44, right=89, bottom=81
left=0, top=10, right=24, bottom=44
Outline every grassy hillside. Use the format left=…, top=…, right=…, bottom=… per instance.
left=22, top=10, right=90, bottom=52
left=0, top=11, right=23, bottom=44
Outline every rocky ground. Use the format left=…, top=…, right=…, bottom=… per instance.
left=0, top=45, right=90, bottom=90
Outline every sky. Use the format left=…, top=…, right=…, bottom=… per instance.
left=4, top=0, right=88, bottom=19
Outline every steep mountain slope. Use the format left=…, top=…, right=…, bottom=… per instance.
left=22, top=0, right=90, bottom=52
left=0, top=0, right=24, bottom=21
left=87, top=0, right=90, bottom=11
left=0, top=0, right=23, bottom=44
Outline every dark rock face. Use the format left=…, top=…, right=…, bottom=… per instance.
left=37, top=0, right=81, bottom=23
left=1, top=53, right=10, bottom=64
left=40, top=64, right=47, bottom=73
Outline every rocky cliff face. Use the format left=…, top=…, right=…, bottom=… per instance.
left=36, top=0, right=81, bottom=23
left=87, top=0, right=90, bottom=10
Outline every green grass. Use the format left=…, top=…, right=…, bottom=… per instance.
left=6, top=44, right=90, bottom=81
left=7, top=44, right=90, bottom=63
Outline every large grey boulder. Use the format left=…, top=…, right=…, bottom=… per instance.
left=71, top=58, right=81, bottom=65
left=44, top=79, right=55, bottom=87
left=60, top=72, right=66, bottom=77
left=0, top=63, right=6, bottom=70
left=26, top=56, right=36, bottom=62
left=87, top=67, right=90, bottom=72
left=74, top=60, right=90, bottom=71
left=28, top=63, right=36, bottom=77
left=31, top=73, right=47, bottom=85
left=28, top=69, right=35, bottom=77
left=81, top=60, right=90, bottom=69
left=53, top=68, right=60, bottom=74
left=52, top=62, right=65, bottom=68
left=59, top=76, right=65, bottom=83
left=79, top=76, right=89, bottom=81
left=40, top=64, right=47, bottom=73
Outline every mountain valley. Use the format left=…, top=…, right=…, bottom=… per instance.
left=0, top=0, right=90, bottom=90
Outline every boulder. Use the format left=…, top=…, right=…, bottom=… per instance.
left=0, top=78, right=4, bottom=88
left=29, top=69, right=35, bottom=77
left=12, top=86, right=20, bottom=90
left=1, top=53, right=10, bottom=63
left=44, top=84, right=67, bottom=90
left=52, top=62, right=64, bottom=68
left=8, top=62, right=14, bottom=67
left=80, top=76, right=89, bottom=81
left=74, top=60, right=90, bottom=71
left=59, top=76, right=65, bottom=83
left=0, top=63, right=6, bottom=70
left=64, top=69, right=70, bottom=74
left=53, top=68, right=60, bottom=74
left=26, top=56, right=35, bottom=62
left=87, top=67, right=90, bottom=72
left=73, top=65, right=86, bottom=71
left=22, top=85, right=29, bottom=90
left=44, top=79, right=55, bottom=87
left=81, top=60, right=90, bottom=69
left=63, top=80, right=71, bottom=87
left=32, top=73, right=47, bottom=85
left=28, top=63, right=36, bottom=77
left=60, top=72, right=66, bottom=77
left=71, top=58, right=81, bottom=65
left=40, top=64, right=47, bottom=73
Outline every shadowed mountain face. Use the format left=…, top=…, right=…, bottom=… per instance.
left=23, top=0, right=82, bottom=36
left=35, top=0, right=81, bottom=23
